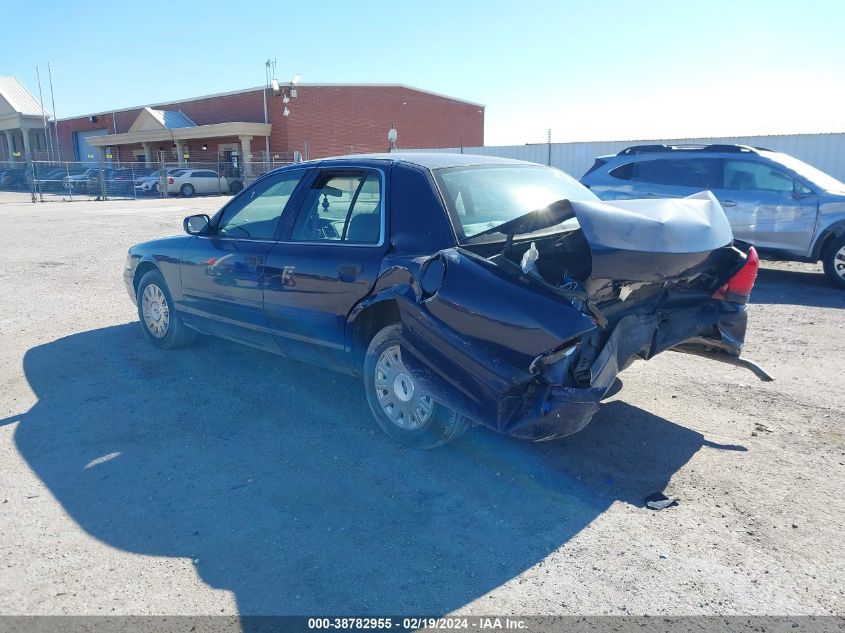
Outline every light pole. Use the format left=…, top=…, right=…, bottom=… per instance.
left=264, top=60, right=299, bottom=163
left=263, top=59, right=275, bottom=169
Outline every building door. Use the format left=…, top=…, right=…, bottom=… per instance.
left=74, top=129, right=108, bottom=163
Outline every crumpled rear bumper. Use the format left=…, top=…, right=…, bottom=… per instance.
left=400, top=296, right=752, bottom=441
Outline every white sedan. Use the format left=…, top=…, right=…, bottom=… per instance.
left=166, top=169, right=234, bottom=197
left=135, top=168, right=185, bottom=195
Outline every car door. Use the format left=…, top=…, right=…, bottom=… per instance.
left=199, top=170, right=224, bottom=194
left=713, top=159, right=817, bottom=254
left=189, top=170, right=208, bottom=194
left=263, top=166, right=388, bottom=366
left=179, top=169, right=308, bottom=347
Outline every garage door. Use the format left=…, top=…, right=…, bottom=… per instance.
left=75, top=129, right=108, bottom=164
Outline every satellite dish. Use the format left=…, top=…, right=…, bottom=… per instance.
left=271, top=78, right=280, bottom=96
left=387, top=128, right=398, bottom=143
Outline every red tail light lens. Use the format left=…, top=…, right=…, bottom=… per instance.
left=714, top=246, right=759, bottom=303
left=168, top=177, right=174, bottom=184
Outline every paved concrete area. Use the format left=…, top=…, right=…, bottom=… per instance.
left=0, top=196, right=842, bottom=616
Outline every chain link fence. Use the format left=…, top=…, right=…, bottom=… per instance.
left=0, top=149, right=294, bottom=204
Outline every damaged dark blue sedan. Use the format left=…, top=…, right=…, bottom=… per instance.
left=124, top=153, right=770, bottom=448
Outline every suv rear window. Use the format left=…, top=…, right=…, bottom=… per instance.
left=610, top=158, right=722, bottom=189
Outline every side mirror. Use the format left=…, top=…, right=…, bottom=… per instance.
left=184, top=214, right=210, bottom=235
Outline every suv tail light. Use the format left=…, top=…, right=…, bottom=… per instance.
left=167, top=177, right=175, bottom=184
left=714, top=246, right=759, bottom=303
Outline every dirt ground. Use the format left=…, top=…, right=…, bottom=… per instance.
left=0, top=196, right=842, bottom=616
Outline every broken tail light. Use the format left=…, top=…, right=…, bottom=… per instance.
left=714, top=246, right=759, bottom=304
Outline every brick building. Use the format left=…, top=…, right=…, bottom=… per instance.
left=54, top=83, right=484, bottom=169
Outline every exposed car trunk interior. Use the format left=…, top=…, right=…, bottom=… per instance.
left=462, top=228, right=740, bottom=315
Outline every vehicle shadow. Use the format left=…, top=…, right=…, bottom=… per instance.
left=753, top=266, right=845, bottom=308
left=6, top=324, right=740, bottom=615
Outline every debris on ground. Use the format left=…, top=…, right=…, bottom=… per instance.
left=644, top=492, right=679, bottom=510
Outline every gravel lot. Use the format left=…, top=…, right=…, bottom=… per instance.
left=0, top=196, right=842, bottom=616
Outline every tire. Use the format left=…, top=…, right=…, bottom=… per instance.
left=822, top=234, right=845, bottom=289
left=180, top=183, right=195, bottom=197
left=363, top=324, right=469, bottom=449
left=136, top=270, right=197, bottom=349
left=229, top=180, right=243, bottom=194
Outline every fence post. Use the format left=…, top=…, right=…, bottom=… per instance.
left=28, top=156, right=36, bottom=203
left=132, top=163, right=137, bottom=200
left=98, top=149, right=107, bottom=200
left=65, top=161, right=73, bottom=202
left=159, top=150, right=166, bottom=198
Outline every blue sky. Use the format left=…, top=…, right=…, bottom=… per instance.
left=3, top=0, right=844, bottom=145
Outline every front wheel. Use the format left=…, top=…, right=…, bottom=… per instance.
left=136, top=270, right=197, bottom=349
left=822, top=234, right=845, bottom=289
left=363, top=324, right=469, bottom=449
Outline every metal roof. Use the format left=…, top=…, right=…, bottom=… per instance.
left=0, top=76, right=48, bottom=117
left=148, top=109, right=196, bottom=129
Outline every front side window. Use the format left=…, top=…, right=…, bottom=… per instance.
left=434, top=165, right=597, bottom=239
left=290, top=171, right=383, bottom=244
left=215, top=170, right=305, bottom=239
left=724, top=160, right=794, bottom=193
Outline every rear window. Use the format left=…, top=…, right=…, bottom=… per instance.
left=434, top=165, right=597, bottom=239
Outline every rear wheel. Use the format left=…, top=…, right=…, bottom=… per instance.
left=136, top=270, right=197, bottom=349
left=822, top=234, right=845, bottom=289
left=180, top=183, right=195, bottom=197
left=363, top=324, right=469, bottom=449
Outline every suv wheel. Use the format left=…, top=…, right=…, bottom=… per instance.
left=822, top=234, right=845, bottom=289
left=363, top=324, right=469, bottom=449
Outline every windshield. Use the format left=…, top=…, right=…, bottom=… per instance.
left=769, top=152, right=845, bottom=193
left=433, top=165, right=598, bottom=240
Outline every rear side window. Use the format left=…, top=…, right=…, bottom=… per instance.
left=610, top=158, right=722, bottom=189
left=290, top=170, right=383, bottom=244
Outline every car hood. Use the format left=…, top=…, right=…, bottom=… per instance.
left=129, top=234, right=191, bottom=257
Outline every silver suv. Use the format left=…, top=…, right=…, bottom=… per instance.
left=580, top=144, right=845, bottom=288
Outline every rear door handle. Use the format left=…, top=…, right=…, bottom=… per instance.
left=722, top=199, right=737, bottom=207
left=337, top=263, right=362, bottom=277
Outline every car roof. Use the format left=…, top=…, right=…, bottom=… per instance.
left=284, top=152, right=538, bottom=171
left=602, top=144, right=786, bottom=162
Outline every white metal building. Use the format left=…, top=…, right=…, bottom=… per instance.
left=406, top=133, right=845, bottom=182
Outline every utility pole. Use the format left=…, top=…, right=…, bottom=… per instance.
left=48, top=63, right=61, bottom=161
left=36, top=66, right=53, bottom=162
left=547, top=128, right=552, bottom=166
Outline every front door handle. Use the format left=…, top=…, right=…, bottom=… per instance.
left=721, top=199, right=737, bottom=207
left=337, top=263, right=362, bottom=277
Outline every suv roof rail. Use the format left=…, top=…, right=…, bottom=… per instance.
left=617, top=143, right=763, bottom=156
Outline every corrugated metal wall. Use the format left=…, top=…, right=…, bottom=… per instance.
left=405, top=133, right=845, bottom=181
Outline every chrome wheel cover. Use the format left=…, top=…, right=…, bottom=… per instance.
left=835, top=245, right=845, bottom=280
left=374, top=345, right=434, bottom=431
left=141, top=283, right=170, bottom=338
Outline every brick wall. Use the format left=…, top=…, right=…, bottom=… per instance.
left=57, top=85, right=484, bottom=161
left=275, top=85, right=484, bottom=159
